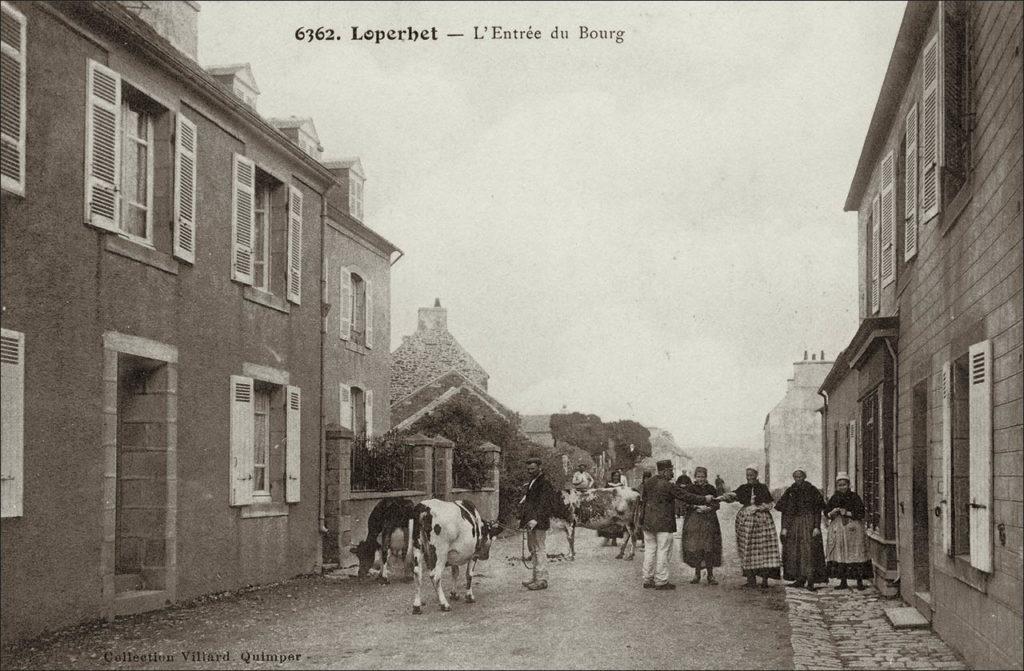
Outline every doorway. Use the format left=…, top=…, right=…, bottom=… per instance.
left=911, top=382, right=931, bottom=607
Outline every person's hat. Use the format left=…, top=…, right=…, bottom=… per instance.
left=694, top=466, right=708, bottom=476
left=525, top=457, right=542, bottom=466
left=656, top=459, right=673, bottom=470
left=577, top=463, right=588, bottom=468
left=835, top=471, right=851, bottom=483
left=745, top=463, right=759, bottom=473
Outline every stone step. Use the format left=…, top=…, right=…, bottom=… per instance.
left=884, top=606, right=930, bottom=630
left=114, top=573, right=144, bottom=592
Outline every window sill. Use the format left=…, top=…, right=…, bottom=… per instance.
left=239, top=500, right=289, bottom=518
left=344, top=340, right=369, bottom=355
left=104, top=236, right=179, bottom=275
left=244, top=286, right=290, bottom=314
left=864, top=528, right=897, bottom=546
left=451, top=487, right=497, bottom=493
left=349, top=489, right=425, bottom=501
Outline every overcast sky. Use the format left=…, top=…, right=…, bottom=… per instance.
left=199, top=1, right=906, bottom=449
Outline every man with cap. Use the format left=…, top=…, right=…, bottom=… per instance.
left=520, top=456, right=558, bottom=590
left=639, top=459, right=716, bottom=590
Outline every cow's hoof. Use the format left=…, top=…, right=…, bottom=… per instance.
left=440, top=604, right=451, bottom=612
left=466, top=594, right=475, bottom=603
left=412, top=605, right=422, bottom=615
left=449, top=592, right=461, bottom=601
left=376, top=576, right=389, bottom=585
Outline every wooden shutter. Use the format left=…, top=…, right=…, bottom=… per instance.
left=0, top=328, right=24, bottom=518
left=230, top=154, right=255, bottom=284
left=365, top=389, right=374, bottom=439
left=880, top=150, right=896, bottom=287
left=339, top=265, right=352, bottom=340
left=85, top=59, right=121, bottom=231
left=940, top=361, right=952, bottom=556
left=871, top=195, right=881, bottom=314
left=173, top=113, right=197, bottom=263
left=286, top=385, right=301, bottom=503
left=364, top=279, right=374, bottom=349
left=847, top=419, right=857, bottom=491
left=339, top=383, right=352, bottom=429
left=921, top=33, right=941, bottom=221
left=968, top=340, right=993, bottom=572
left=229, top=375, right=254, bottom=506
left=286, top=185, right=303, bottom=304
left=904, top=104, right=919, bottom=260
left=0, top=1, right=27, bottom=195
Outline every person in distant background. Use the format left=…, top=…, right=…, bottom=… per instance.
left=571, top=463, right=595, bottom=492
left=715, top=474, right=726, bottom=496
left=674, top=472, right=694, bottom=542
left=607, top=469, right=628, bottom=488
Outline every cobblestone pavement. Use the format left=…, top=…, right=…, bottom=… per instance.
left=784, top=583, right=969, bottom=670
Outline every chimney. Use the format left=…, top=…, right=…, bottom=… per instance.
left=417, top=299, right=448, bottom=332
left=821, top=350, right=825, bottom=360
left=804, top=350, right=808, bottom=361
left=122, top=0, right=199, bottom=60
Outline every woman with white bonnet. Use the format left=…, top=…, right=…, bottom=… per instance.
left=718, top=464, right=781, bottom=588
left=824, top=472, right=871, bottom=590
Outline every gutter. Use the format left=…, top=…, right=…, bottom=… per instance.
left=318, top=195, right=329, bottom=538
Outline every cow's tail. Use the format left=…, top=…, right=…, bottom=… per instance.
left=404, top=515, right=416, bottom=575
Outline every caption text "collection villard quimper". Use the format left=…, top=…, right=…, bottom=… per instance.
left=294, top=25, right=627, bottom=44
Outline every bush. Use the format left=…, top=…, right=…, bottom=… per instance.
left=350, top=432, right=415, bottom=492
left=453, top=445, right=493, bottom=490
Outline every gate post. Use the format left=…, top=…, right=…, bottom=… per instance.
left=432, top=435, right=455, bottom=501
left=324, top=424, right=354, bottom=562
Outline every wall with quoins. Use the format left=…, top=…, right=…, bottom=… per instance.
left=0, top=3, right=329, bottom=643
left=853, top=3, right=1022, bottom=668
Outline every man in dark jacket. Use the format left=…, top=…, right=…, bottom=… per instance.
left=520, top=457, right=557, bottom=590
left=640, top=459, right=715, bottom=590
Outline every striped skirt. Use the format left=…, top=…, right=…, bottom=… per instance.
left=735, top=506, right=781, bottom=578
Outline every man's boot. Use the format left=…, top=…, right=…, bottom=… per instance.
left=526, top=579, right=548, bottom=591
left=690, top=569, right=702, bottom=584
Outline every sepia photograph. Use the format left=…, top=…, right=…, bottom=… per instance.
left=0, top=1, right=1021, bottom=669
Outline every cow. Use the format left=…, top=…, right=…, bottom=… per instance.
left=548, top=489, right=581, bottom=560
left=604, top=486, right=641, bottom=560
left=408, top=498, right=500, bottom=614
left=350, top=497, right=417, bottom=583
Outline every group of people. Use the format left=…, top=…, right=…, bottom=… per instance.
left=518, top=457, right=873, bottom=593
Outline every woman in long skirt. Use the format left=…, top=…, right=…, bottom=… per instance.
left=720, top=464, right=781, bottom=588
left=681, top=467, right=722, bottom=584
left=776, top=469, right=828, bottom=591
left=825, top=472, right=872, bottom=590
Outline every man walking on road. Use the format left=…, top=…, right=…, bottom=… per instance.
left=640, top=459, right=716, bottom=590
left=520, top=457, right=557, bottom=591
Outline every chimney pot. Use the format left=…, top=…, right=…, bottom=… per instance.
left=821, top=350, right=825, bottom=360
left=804, top=350, right=808, bottom=361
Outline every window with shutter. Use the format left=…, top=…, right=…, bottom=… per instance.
left=904, top=104, right=919, bottom=261
left=286, top=385, right=301, bottom=503
left=85, top=60, right=121, bottom=231
left=921, top=33, right=940, bottom=221
left=967, top=340, right=992, bottom=573
left=1, top=328, right=24, bottom=518
left=339, top=383, right=352, bottom=429
left=339, top=266, right=352, bottom=340
left=880, top=150, right=896, bottom=287
left=940, top=361, right=953, bottom=556
left=173, top=113, right=197, bottom=263
left=365, top=279, right=374, bottom=349
left=229, top=375, right=255, bottom=506
left=286, top=185, right=302, bottom=304
left=871, top=195, right=881, bottom=314
left=0, top=1, right=26, bottom=196
left=365, top=389, right=374, bottom=439
left=942, top=1, right=971, bottom=204
left=231, top=154, right=255, bottom=284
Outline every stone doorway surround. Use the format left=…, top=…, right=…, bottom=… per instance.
left=101, top=332, right=178, bottom=619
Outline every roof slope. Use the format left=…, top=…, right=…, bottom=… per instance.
left=391, top=328, right=489, bottom=403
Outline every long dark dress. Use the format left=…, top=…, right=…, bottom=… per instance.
left=732, top=481, right=781, bottom=579
left=825, top=490, right=872, bottom=580
left=776, top=481, right=828, bottom=584
left=680, top=482, right=722, bottom=568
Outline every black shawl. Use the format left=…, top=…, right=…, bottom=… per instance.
left=825, top=490, right=866, bottom=521
left=732, top=481, right=773, bottom=506
left=776, top=480, right=825, bottom=517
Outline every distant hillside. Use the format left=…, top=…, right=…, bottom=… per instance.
left=685, top=446, right=764, bottom=492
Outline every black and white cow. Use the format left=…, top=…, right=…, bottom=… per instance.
left=350, top=497, right=417, bottom=583
left=407, top=499, right=500, bottom=614
left=549, top=489, right=581, bottom=560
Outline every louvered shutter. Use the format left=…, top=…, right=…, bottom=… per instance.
left=0, top=328, right=24, bottom=518
left=85, top=60, right=121, bottom=231
left=229, top=375, right=254, bottom=506
left=173, top=113, right=197, bottom=263
left=968, top=341, right=993, bottom=572
left=285, top=385, right=301, bottom=503
left=880, top=150, right=896, bottom=287
left=921, top=33, right=941, bottom=221
left=940, top=362, right=952, bottom=556
left=339, top=383, right=352, bottom=429
left=0, top=1, right=27, bottom=195
left=847, top=419, right=857, bottom=491
left=365, top=389, right=374, bottom=439
left=904, top=104, right=919, bottom=260
left=339, top=266, right=352, bottom=340
left=231, top=154, right=255, bottom=284
left=364, top=279, right=374, bottom=349
left=286, top=185, right=303, bottom=304
left=871, top=195, right=881, bottom=314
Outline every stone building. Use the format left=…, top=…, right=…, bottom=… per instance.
left=0, top=0, right=400, bottom=644
left=390, top=299, right=489, bottom=402
left=820, top=2, right=1022, bottom=666
left=763, top=352, right=834, bottom=495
